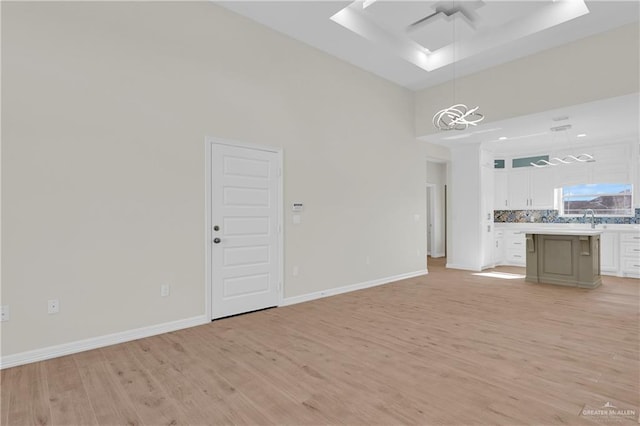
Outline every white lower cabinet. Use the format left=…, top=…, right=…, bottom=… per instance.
left=504, top=230, right=526, bottom=266
left=620, top=232, right=640, bottom=277
left=494, top=230, right=504, bottom=265
left=600, top=230, right=639, bottom=277
left=621, top=258, right=640, bottom=276
left=600, top=232, right=619, bottom=274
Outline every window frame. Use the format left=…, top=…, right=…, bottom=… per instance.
left=555, top=183, right=634, bottom=217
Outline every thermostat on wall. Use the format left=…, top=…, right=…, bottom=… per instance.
left=292, top=203, right=304, bottom=212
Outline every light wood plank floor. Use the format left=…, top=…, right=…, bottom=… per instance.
left=2, top=258, right=639, bottom=425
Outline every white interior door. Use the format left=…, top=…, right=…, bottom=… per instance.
left=211, top=142, right=281, bottom=319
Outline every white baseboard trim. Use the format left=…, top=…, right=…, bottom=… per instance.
left=280, top=269, right=428, bottom=307
left=2, top=270, right=433, bottom=368
left=446, top=262, right=481, bottom=271
left=1, top=315, right=209, bottom=370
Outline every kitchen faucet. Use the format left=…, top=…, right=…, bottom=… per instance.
left=583, top=209, right=596, bottom=229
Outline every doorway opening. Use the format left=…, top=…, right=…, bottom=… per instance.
left=426, top=160, right=448, bottom=267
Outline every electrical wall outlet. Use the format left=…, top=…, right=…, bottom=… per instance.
left=0, top=305, right=9, bottom=322
left=160, top=284, right=170, bottom=297
left=48, top=299, right=59, bottom=314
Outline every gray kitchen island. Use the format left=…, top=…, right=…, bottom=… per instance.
left=525, top=230, right=602, bottom=289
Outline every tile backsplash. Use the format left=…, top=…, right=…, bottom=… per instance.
left=494, top=209, right=640, bottom=224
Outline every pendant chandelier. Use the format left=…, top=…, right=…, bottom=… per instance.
left=433, top=104, right=484, bottom=130
left=530, top=123, right=594, bottom=168
left=432, top=2, right=484, bottom=131
left=530, top=153, right=594, bottom=168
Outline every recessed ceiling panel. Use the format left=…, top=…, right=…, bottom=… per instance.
left=331, top=0, right=590, bottom=73
left=361, top=1, right=439, bottom=34
left=409, top=11, right=475, bottom=51
left=359, top=1, right=551, bottom=52
left=474, top=1, right=550, bottom=30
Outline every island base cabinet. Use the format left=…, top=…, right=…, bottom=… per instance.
left=525, top=233, right=602, bottom=289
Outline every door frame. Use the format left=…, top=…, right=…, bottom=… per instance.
left=426, top=157, right=449, bottom=259
left=204, top=137, right=284, bottom=321
left=425, top=183, right=436, bottom=257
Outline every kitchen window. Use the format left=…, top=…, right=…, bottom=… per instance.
left=557, top=183, right=633, bottom=216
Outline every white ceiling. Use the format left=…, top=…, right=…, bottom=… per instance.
left=422, top=93, right=640, bottom=153
left=217, top=1, right=639, bottom=152
left=218, top=1, right=639, bottom=91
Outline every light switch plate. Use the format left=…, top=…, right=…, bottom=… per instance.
left=48, top=299, right=59, bottom=314
left=0, top=305, right=9, bottom=322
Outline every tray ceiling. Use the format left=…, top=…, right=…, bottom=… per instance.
left=218, top=1, right=639, bottom=90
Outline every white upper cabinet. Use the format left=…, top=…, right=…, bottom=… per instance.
left=507, top=169, right=530, bottom=209
left=494, top=170, right=508, bottom=210
left=555, top=143, right=631, bottom=185
left=494, top=141, right=637, bottom=211
left=506, top=167, right=555, bottom=210
left=529, top=167, right=555, bottom=209
left=590, top=144, right=631, bottom=183
left=554, top=160, right=589, bottom=187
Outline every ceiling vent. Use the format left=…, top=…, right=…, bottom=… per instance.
left=550, top=124, right=572, bottom=132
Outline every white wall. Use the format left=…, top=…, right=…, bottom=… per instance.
left=445, top=145, right=494, bottom=271
left=427, top=162, right=446, bottom=189
left=480, top=149, right=495, bottom=269
left=1, top=2, right=427, bottom=359
left=447, top=144, right=482, bottom=270
left=415, top=23, right=640, bottom=138
left=422, top=142, right=451, bottom=163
